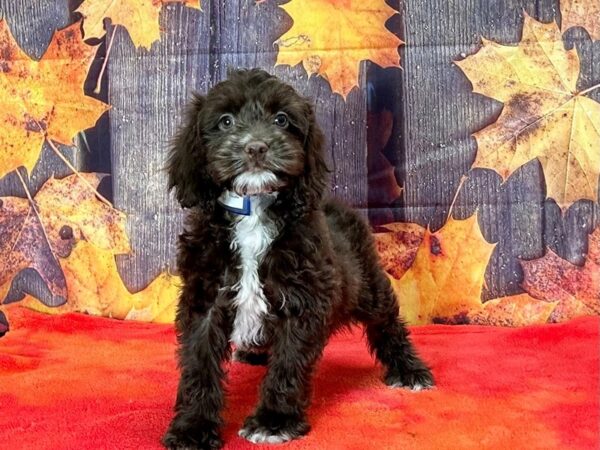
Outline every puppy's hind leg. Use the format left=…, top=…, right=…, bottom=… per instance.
left=357, top=271, right=434, bottom=391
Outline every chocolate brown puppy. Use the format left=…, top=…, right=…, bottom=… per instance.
left=163, top=69, right=434, bottom=450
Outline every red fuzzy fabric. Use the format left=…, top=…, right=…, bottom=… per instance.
left=0, top=305, right=598, bottom=449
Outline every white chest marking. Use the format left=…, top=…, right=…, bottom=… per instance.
left=229, top=194, right=278, bottom=347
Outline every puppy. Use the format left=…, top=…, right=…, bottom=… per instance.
left=163, top=69, right=433, bottom=450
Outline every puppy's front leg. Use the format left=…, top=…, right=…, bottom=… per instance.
left=163, top=296, right=232, bottom=450
left=239, top=311, right=327, bottom=444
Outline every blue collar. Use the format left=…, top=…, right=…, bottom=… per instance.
left=217, top=190, right=279, bottom=216
left=217, top=190, right=252, bottom=216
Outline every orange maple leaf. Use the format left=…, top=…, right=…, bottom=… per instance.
left=374, top=222, right=425, bottom=279
left=468, top=294, right=558, bottom=326
left=275, top=0, right=402, bottom=98
left=22, top=241, right=181, bottom=324
left=521, top=227, right=600, bottom=321
left=382, top=215, right=563, bottom=326
left=561, top=0, right=600, bottom=40
left=0, top=174, right=129, bottom=306
left=77, top=0, right=201, bottom=50
left=456, top=15, right=600, bottom=208
left=0, top=21, right=109, bottom=181
left=389, top=214, right=496, bottom=325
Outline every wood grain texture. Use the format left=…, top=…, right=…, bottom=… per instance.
left=108, top=1, right=369, bottom=289
left=107, top=4, right=207, bottom=290
left=389, top=0, right=599, bottom=299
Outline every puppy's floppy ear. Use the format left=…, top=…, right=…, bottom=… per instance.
left=281, top=102, right=329, bottom=218
left=167, top=94, right=218, bottom=210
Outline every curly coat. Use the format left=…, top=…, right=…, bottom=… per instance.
left=163, top=69, right=433, bottom=450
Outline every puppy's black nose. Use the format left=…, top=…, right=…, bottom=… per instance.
left=244, top=141, right=268, bottom=158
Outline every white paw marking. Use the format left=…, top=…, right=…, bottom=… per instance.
left=410, top=382, right=424, bottom=391
left=238, top=428, right=292, bottom=444
left=388, top=381, right=433, bottom=391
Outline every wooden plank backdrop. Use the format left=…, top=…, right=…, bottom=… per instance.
left=0, top=0, right=598, bottom=303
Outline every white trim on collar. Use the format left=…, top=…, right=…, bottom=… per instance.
left=217, top=190, right=278, bottom=216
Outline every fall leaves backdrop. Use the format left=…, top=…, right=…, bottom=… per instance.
left=0, top=0, right=598, bottom=335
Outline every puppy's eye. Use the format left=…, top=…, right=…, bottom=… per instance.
left=218, top=114, right=235, bottom=130
left=273, top=112, right=289, bottom=128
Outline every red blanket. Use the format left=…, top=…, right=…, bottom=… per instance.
left=0, top=306, right=598, bottom=449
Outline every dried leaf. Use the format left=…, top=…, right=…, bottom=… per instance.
left=389, top=214, right=495, bottom=325
left=374, top=222, right=425, bottom=279
left=0, top=21, right=109, bottom=180
left=22, top=241, right=180, bottom=324
left=0, top=174, right=129, bottom=306
left=34, top=174, right=129, bottom=254
left=275, top=0, right=402, bottom=98
left=546, top=297, right=594, bottom=323
left=469, top=294, right=558, bottom=326
left=521, top=227, right=600, bottom=317
left=561, top=0, right=600, bottom=40
left=77, top=0, right=201, bottom=50
left=456, top=15, right=600, bottom=208
left=0, top=196, right=67, bottom=305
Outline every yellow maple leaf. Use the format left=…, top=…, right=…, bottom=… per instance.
left=0, top=21, right=109, bottom=180
left=22, top=241, right=181, bottom=323
left=77, top=0, right=201, bottom=50
left=275, top=0, right=402, bottom=98
left=561, top=0, right=600, bottom=40
left=390, top=214, right=495, bottom=325
left=455, top=14, right=600, bottom=208
left=164, top=0, right=201, bottom=9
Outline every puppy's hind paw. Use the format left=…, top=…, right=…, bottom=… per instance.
left=385, top=367, right=435, bottom=391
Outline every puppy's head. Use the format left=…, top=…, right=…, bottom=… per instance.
left=167, top=69, right=328, bottom=212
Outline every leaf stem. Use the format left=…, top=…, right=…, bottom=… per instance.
left=15, top=169, right=38, bottom=213
left=45, top=138, right=114, bottom=208
left=577, top=82, right=600, bottom=97
left=446, top=174, right=468, bottom=223
left=94, top=24, right=118, bottom=95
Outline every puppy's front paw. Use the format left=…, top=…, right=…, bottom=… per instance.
left=385, top=367, right=435, bottom=391
left=162, top=420, right=222, bottom=450
left=239, top=409, right=309, bottom=444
